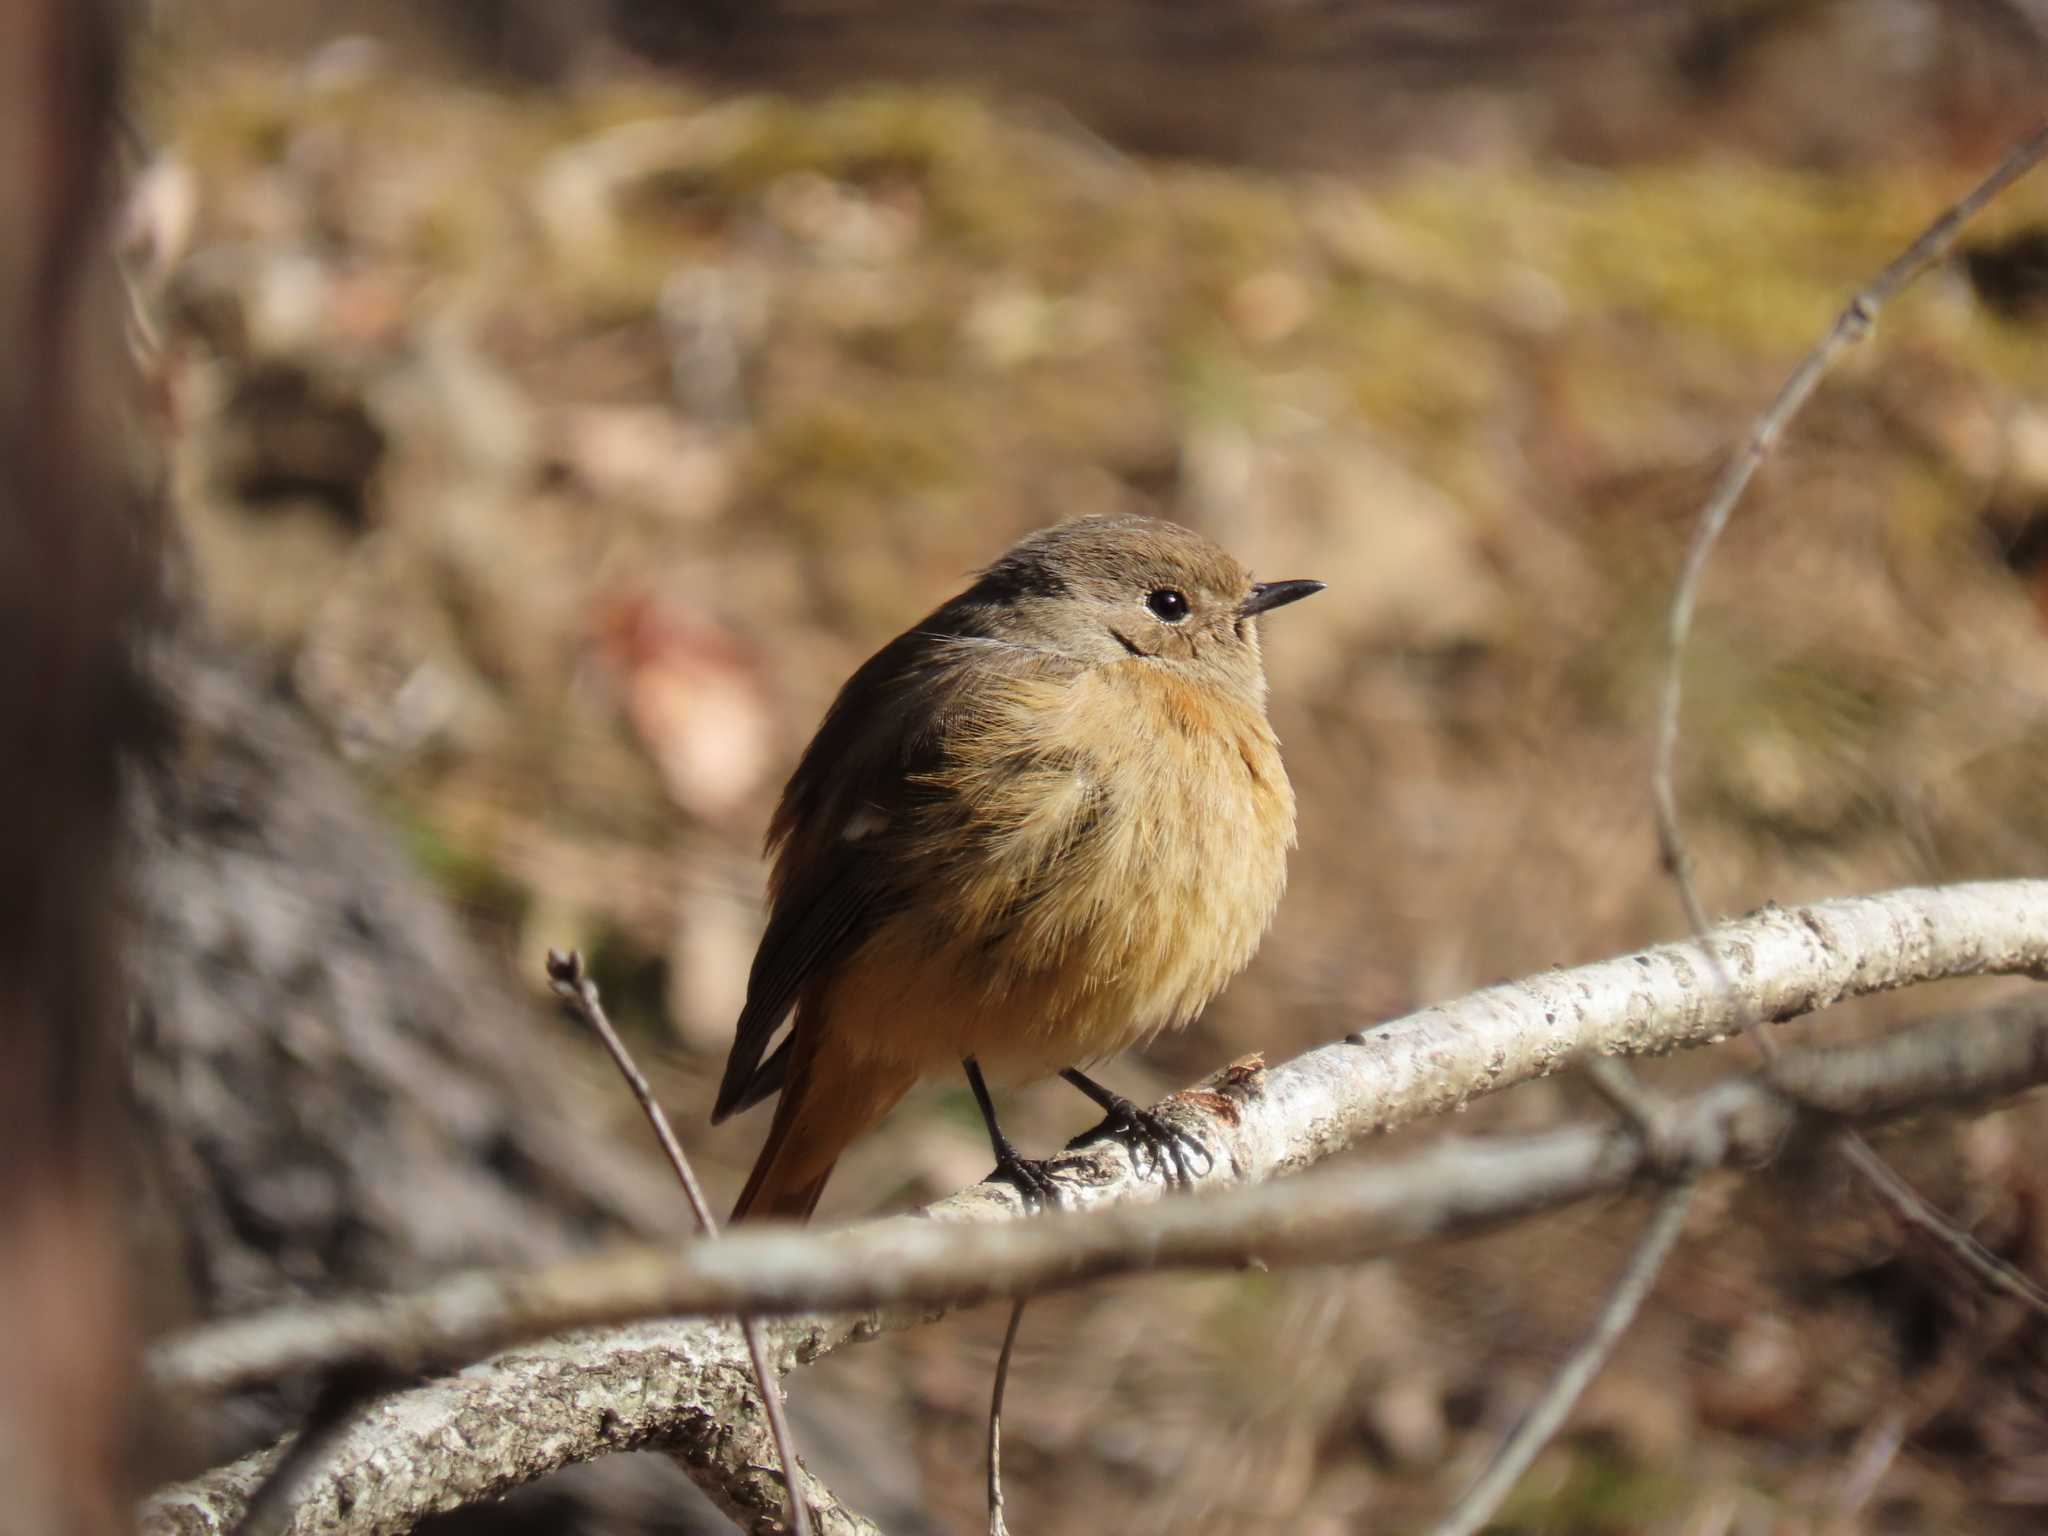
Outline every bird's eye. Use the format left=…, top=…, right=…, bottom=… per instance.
left=1145, top=588, right=1191, bottom=623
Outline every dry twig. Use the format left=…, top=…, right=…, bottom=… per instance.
left=985, top=1300, right=1028, bottom=1536
left=1834, top=1133, right=2048, bottom=1318
left=1648, top=120, right=2048, bottom=1363
left=546, top=950, right=819, bottom=1536
left=1652, top=119, right=2048, bottom=933
left=1432, top=1182, right=1698, bottom=1536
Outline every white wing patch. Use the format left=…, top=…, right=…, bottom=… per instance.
left=841, top=806, right=888, bottom=842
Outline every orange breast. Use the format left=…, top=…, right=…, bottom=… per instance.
left=822, top=662, right=1296, bottom=1084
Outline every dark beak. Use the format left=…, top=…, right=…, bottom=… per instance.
left=1240, top=579, right=1325, bottom=618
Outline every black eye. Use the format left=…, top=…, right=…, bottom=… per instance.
left=1145, top=588, right=1190, bottom=623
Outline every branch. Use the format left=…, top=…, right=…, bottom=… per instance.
left=149, top=877, right=2048, bottom=1398
left=146, top=1319, right=881, bottom=1536
left=141, top=882, right=2048, bottom=1534
left=984, top=1300, right=1028, bottom=1536
left=145, top=997, right=2048, bottom=1533
left=144, top=888, right=2048, bottom=1536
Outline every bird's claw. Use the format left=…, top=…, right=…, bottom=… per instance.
left=1080, top=1096, right=1213, bottom=1187
left=989, top=1144, right=1065, bottom=1212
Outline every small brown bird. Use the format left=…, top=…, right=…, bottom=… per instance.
left=715, top=515, right=1321, bottom=1220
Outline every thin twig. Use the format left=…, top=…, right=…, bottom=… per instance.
left=1832, top=1403, right=1909, bottom=1519
left=986, top=1300, right=1028, bottom=1536
left=1652, top=118, right=2048, bottom=940
left=546, top=950, right=812, bottom=1536
left=1648, top=121, right=2048, bottom=1338
left=1432, top=1181, right=1698, bottom=1536
left=1835, top=1132, right=2048, bottom=1318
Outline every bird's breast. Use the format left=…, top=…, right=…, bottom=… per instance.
left=842, top=662, right=1297, bottom=1080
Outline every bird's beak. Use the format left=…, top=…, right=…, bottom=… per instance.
left=1240, top=580, right=1326, bottom=618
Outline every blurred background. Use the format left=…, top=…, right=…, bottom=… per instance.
left=96, top=0, right=2048, bottom=1530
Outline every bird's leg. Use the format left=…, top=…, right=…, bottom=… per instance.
left=964, top=1057, right=1063, bottom=1210
left=1060, top=1068, right=1213, bottom=1187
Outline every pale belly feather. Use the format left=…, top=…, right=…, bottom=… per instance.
left=820, top=664, right=1295, bottom=1085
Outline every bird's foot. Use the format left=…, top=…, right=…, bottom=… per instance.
left=1077, top=1093, right=1213, bottom=1187
left=987, top=1136, right=1065, bottom=1212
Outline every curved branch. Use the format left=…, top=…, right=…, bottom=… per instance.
left=145, top=1321, right=881, bottom=1536
left=141, top=880, right=2048, bottom=1534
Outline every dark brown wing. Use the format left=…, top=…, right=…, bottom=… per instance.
left=713, top=604, right=987, bottom=1122
left=711, top=842, right=893, bottom=1123
left=711, top=591, right=1089, bottom=1123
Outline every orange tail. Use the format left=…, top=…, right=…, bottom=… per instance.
left=729, top=1034, right=914, bottom=1223
left=729, top=1088, right=837, bottom=1222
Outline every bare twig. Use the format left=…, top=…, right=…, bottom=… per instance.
left=1833, top=1402, right=1909, bottom=1519
left=986, top=1300, right=1028, bottom=1536
left=545, top=950, right=815, bottom=1536
left=1433, top=1181, right=1697, bottom=1536
left=1652, top=119, right=2048, bottom=937
left=546, top=951, right=722, bottom=1228
left=1435, top=1051, right=1696, bottom=1536
left=1834, top=1133, right=2048, bottom=1318
left=1648, top=122, right=2048, bottom=1350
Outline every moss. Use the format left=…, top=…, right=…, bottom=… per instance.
left=1492, top=1441, right=1689, bottom=1533
left=1165, top=171, right=1308, bottom=296
left=1171, top=329, right=1263, bottom=427
left=1376, top=164, right=1901, bottom=354
left=166, top=66, right=303, bottom=172
left=387, top=798, right=531, bottom=932
left=756, top=396, right=973, bottom=519
left=1337, top=288, right=1504, bottom=429
left=629, top=89, right=1036, bottom=254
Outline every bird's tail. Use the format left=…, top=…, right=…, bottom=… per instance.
left=729, top=1035, right=914, bottom=1223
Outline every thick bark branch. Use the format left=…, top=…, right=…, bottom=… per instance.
left=142, top=879, right=2048, bottom=1534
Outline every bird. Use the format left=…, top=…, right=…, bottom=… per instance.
left=714, top=514, right=1322, bottom=1220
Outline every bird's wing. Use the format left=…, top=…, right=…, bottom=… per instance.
left=713, top=623, right=1075, bottom=1123
left=711, top=848, right=886, bottom=1124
